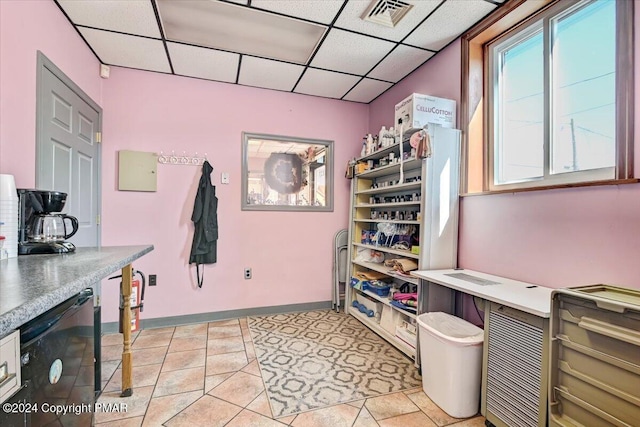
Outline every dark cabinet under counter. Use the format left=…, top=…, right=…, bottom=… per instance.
left=18, top=289, right=95, bottom=427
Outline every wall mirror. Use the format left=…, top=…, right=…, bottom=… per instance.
left=242, top=132, right=334, bottom=211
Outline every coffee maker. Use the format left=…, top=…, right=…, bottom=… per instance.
left=17, top=189, right=79, bottom=255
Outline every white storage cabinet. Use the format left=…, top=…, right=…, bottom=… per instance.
left=346, top=125, right=461, bottom=363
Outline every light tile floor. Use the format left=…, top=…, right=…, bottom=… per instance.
left=95, top=316, right=486, bottom=427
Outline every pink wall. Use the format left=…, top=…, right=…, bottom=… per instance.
left=459, top=185, right=640, bottom=289
left=0, top=0, right=368, bottom=322
left=0, top=0, right=102, bottom=185
left=99, top=68, right=368, bottom=321
left=369, top=20, right=640, bottom=290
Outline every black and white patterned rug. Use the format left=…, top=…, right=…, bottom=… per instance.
left=248, top=310, right=422, bottom=417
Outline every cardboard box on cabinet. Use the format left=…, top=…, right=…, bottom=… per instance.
left=394, top=93, right=456, bottom=131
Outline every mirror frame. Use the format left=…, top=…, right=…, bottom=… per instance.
left=241, top=132, right=334, bottom=212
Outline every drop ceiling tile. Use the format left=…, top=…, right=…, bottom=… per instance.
left=404, top=0, right=497, bottom=51
left=368, top=44, right=434, bottom=82
left=238, top=57, right=304, bottom=91
left=343, top=78, right=393, bottom=103
left=251, top=0, right=344, bottom=25
left=78, top=28, right=170, bottom=73
left=168, top=43, right=239, bottom=83
left=157, top=0, right=325, bottom=65
left=335, top=0, right=442, bottom=42
left=310, top=29, right=396, bottom=75
left=58, top=0, right=160, bottom=38
left=295, top=68, right=361, bottom=99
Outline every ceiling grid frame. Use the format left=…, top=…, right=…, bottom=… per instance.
left=150, top=0, right=174, bottom=74
left=341, top=0, right=447, bottom=102
left=52, top=0, right=502, bottom=104
left=290, top=0, right=351, bottom=94
left=235, top=55, right=243, bottom=84
left=52, top=0, right=105, bottom=65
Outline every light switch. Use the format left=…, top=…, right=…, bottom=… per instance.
left=221, top=172, right=230, bottom=184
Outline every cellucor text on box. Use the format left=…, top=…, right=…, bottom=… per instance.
left=395, top=93, right=456, bottom=131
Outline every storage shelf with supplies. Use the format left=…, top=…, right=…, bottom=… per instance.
left=352, top=260, right=420, bottom=286
left=355, top=201, right=421, bottom=209
left=357, top=158, right=422, bottom=179
left=352, top=242, right=419, bottom=259
left=357, top=141, right=404, bottom=162
left=353, top=286, right=418, bottom=320
left=355, top=181, right=422, bottom=196
left=350, top=308, right=415, bottom=357
left=346, top=124, right=461, bottom=367
left=354, top=219, right=420, bottom=225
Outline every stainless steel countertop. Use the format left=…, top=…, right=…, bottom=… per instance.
left=0, top=245, right=153, bottom=337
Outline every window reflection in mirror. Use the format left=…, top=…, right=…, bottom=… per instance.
left=241, top=133, right=334, bottom=211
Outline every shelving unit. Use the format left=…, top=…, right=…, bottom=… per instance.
left=352, top=260, right=420, bottom=285
left=352, top=243, right=419, bottom=259
left=346, top=126, right=461, bottom=364
left=360, top=287, right=417, bottom=320
left=356, top=181, right=421, bottom=196
left=350, top=309, right=415, bottom=356
left=354, top=219, right=420, bottom=225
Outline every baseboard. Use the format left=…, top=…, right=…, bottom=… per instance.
left=101, top=300, right=333, bottom=334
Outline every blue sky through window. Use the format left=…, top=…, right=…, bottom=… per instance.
left=496, top=0, right=615, bottom=184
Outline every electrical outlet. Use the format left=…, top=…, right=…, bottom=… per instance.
left=244, top=268, right=252, bottom=279
left=149, top=274, right=157, bottom=286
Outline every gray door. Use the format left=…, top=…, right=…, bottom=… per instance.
left=36, top=52, right=102, bottom=247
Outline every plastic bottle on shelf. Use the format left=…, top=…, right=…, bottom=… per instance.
left=366, top=134, right=373, bottom=155
left=360, top=138, right=367, bottom=157
left=389, top=127, right=395, bottom=145
left=378, top=126, right=387, bottom=148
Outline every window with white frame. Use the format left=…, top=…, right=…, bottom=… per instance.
left=461, top=0, right=633, bottom=194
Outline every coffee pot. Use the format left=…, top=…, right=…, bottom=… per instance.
left=28, top=213, right=78, bottom=242
left=18, top=189, right=78, bottom=254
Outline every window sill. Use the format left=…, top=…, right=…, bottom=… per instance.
left=460, top=178, right=640, bottom=197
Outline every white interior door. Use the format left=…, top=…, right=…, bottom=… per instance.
left=36, top=53, right=102, bottom=247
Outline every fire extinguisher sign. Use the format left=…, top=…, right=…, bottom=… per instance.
left=129, top=279, right=140, bottom=332
left=119, top=279, right=141, bottom=333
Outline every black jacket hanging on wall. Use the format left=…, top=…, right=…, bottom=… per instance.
left=189, top=161, right=218, bottom=287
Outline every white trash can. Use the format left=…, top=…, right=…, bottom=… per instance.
left=417, top=312, right=484, bottom=418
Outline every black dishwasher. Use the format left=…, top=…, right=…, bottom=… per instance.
left=19, top=288, right=95, bottom=426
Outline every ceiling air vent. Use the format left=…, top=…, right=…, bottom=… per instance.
left=361, top=0, right=414, bottom=28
